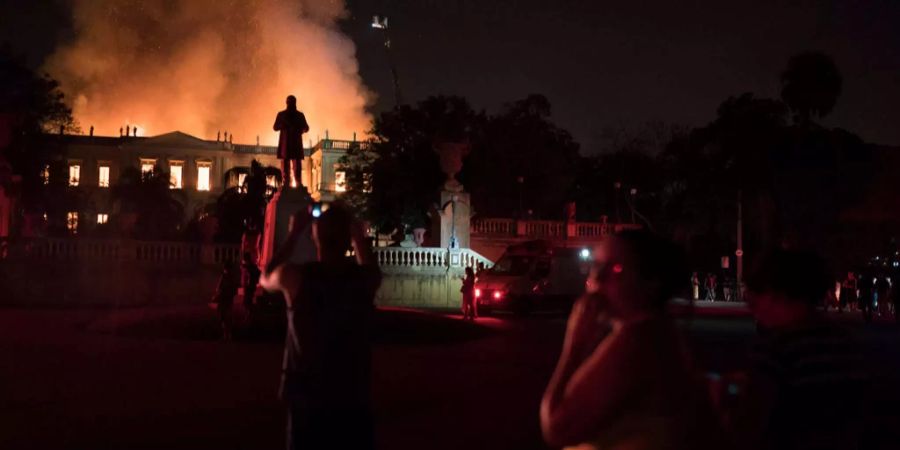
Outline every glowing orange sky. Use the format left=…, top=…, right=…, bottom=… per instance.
left=46, top=0, right=373, bottom=145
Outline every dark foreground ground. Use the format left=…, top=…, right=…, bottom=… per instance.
left=1, top=304, right=899, bottom=449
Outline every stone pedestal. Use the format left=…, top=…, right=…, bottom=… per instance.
left=438, top=189, right=470, bottom=249
left=434, top=142, right=471, bottom=250
left=258, top=188, right=316, bottom=272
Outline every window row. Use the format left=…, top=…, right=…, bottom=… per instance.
left=62, top=161, right=212, bottom=191
left=66, top=212, right=110, bottom=234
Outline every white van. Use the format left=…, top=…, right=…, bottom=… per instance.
left=475, top=240, right=591, bottom=314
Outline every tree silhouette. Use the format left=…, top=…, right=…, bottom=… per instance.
left=111, top=165, right=185, bottom=240
left=1, top=47, right=79, bottom=227
left=216, top=160, right=281, bottom=242
left=780, top=51, right=842, bottom=126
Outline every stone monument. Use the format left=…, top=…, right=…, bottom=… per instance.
left=434, top=142, right=471, bottom=251
left=257, top=98, right=315, bottom=272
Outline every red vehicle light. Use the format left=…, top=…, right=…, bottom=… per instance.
left=493, top=291, right=503, bottom=299
left=475, top=288, right=482, bottom=298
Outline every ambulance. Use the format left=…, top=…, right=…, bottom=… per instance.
left=475, top=240, right=592, bottom=315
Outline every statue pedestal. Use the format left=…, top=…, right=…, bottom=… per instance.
left=258, top=188, right=316, bottom=272
left=437, top=187, right=470, bottom=250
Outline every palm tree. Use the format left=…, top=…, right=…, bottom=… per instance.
left=111, top=165, right=185, bottom=240
left=780, top=51, right=842, bottom=127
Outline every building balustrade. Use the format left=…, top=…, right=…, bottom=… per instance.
left=1, top=238, right=494, bottom=272
left=471, top=218, right=641, bottom=242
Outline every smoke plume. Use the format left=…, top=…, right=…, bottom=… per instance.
left=45, top=0, right=372, bottom=145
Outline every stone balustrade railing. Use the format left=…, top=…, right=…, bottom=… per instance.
left=374, top=247, right=493, bottom=274
left=471, top=218, right=641, bottom=241
left=1, top=238, right=493, bottom=273
left=375, top=247, right=448, bottom=268
left=1, top=238, right=240, bottom=266
left=471, top=218, right=516, bottom=236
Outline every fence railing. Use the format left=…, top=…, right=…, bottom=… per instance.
left=374, top=247, right=493, bottom=273
left=525, top=220, right=565, bottom=238
left=2, top=238, right=494, bottom=273
left=471, top=218, right=516, bottom=236
left=232, top=144, right=277, bottom=155
left=375, top=247, right=447, bottom=268
left=471, top=218, right=640, bottom=241
left=3, top=238, right=216, bottom=265
left=317, top=139, right=370, bottom=151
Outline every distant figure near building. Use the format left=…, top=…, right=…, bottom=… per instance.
left=691, top=272, right=700, bottom=301
left=705, top=273, right=717, bottom=301
left=858, top=271, right=874, bottom=323
left=461, top=266, right=477, bottom=320
left=840, top=272, right=857, bottom=313
left=273, top=95, right=309, bottom=190
left=241, top=252, right=261, bottom=309
left=214, top=261, right=239, bottom=341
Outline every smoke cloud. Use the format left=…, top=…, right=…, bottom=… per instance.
left=45, top=0, right=372, bottom=145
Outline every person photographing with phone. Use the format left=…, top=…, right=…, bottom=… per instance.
left=260, top=203, right=381, bottom=450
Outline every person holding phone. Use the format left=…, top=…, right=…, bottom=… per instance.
left=261, top=203, right=381, bottom=450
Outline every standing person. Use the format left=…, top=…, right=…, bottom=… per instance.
left=705, top=273, right=717, bottom=301
left=858, top=271, right=874, bottom=323
left=728, top=249, right=869, bottom=450
left=875, top=275, right=891, bottom=319
left=260, top=204, right=381, bottom=450
left=214, top=260, right=239, bottom=341
left=691, top=272, right=700, bottom=301
left=273, top=95, right=309, bottom=189
left=241, top=252, right=261, bottom=308
left=460, top=266, right=477, bottom=320
left=241, top=219, right=262, bottom=263
left=839, top=272, right=857, bottom=313
left=540, top=231, right=723, bottom=450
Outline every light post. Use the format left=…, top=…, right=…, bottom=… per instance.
left=629, top=188, right=637, bottom=224
left=372, top=15, right=402, bottom=108
left=613, top=181, right=622, bottom=224
left=517, top=175, right=525, bottom=219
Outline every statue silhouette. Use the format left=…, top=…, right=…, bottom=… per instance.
left=273, top=95, right=309, bottom=190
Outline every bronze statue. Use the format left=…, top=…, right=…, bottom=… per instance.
left=273, top=95, right=309, bottom=190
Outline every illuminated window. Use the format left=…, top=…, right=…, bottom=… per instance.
left=98, top=165, right=110, bottom=188
left=197, top=162, right=211, bottom=191
left=97, top=213, right=108, bottom=224
left=41, top=165, right=49, bottom=185
left=237, top=173, right=247, bottom=193
left=69, top=165, right=80, bottom=186
left=170, top=163, right=183, bottom=189
left=67, top=212, right=78, bottom=233
left=140, top=159, right=156, bottom=176
left=335, top=170, right=346, bottom=193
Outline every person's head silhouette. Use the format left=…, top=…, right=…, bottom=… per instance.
left=286, top=95, right=297, bottom=110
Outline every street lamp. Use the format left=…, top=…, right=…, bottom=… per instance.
left=517, top=176, right=525, bottom=219
left=629, top=188, right=637, bottom=224
left=372, top=15, right=402, bottom=108
left=613, top=181, right=622, bottom=224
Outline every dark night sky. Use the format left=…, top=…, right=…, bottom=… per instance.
left=4, top=0, right=900, bottom=151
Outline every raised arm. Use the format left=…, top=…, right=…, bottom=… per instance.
left=540, top=303, right=639, bottom=447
